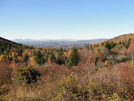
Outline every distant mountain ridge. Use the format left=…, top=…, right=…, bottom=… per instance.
left=12, top=38, right=108, bottom=49
left=0, top=37, right=21, bottom=45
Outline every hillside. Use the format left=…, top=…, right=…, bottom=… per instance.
left=0, top=37, right=21, bottom=45
left=108, top=33, right=134, bottom=42
left=1, top=33, right=134, bottom=100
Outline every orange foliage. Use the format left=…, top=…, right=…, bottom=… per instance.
left=114, top=41, right=118, bottom=44
left=22, top=52, right=26, bottom=58
left=15, top=53, right=18, bottom=56
left=105, top=60, right=108, bottom=66
left=92, top=44, right=95, bottom=48
left=10, top=61, right=16, bottom=68
left=4, top=50, right=6, bottom=54
left=78, top=49, right=81, bottom=52
left=17, top=56, right=23, bottom=61
left=127, top=41, right=134, bottom=51
left=29, top=56, right=37, bottom=66
left=48, top=58, right=51, bottom=63
left=67, top=50, right=72, bottom=57
left=0, top=55, right=9, bottom=63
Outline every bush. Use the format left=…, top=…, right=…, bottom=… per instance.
left=0, top=64, right=12, bottom=86
left=11, top=66, right=41, bottom=84
left=56, top=72, right=89, bottom=100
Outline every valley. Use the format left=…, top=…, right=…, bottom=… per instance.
left=0, top=33, right=134, bottom=100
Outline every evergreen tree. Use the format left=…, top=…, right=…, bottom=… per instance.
left=56, top=53, right=65, bottom=65
left=119, top=41, right=121, bottom=45
left=30, top=45, right=34, bottom=50
left=33, top=51, right=36, bottom=56
left=105, top=41, right=111, bottom=50
left=110, top=41, right=115, bottom=49
left=105, top=41, right=116, bottom=50
left=6, top=45, right=10, bottom=55
left=41, top=57, right=44, bottom=65
left=50, top=51, right=56, bottom=63
left=101, top=43, right=104, bottom=46
left=24, top=53, right=29, bottom=62
left=57, top=48, right=63, bottom=55
left=90, top=45, right=93, bottom=50
left=35, top=50, right=44, bottom=65
left=17, top=44, right=20, bottom=50
left=18, top=47, right=23, bottom=56
left=68, top=48, right=80, bottom=67
left=125, top=39, right=131, bottom=49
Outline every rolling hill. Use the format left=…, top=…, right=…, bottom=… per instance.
left=12, top=38, right=108, bottom=49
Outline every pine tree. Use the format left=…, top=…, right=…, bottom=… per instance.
left=35, top=50, right=44, bottom=65
left=41, top=57, right=44, bottom=65
left=119, top=41, right=121, bottom=45
left=24, top=53, right=29, bottom=62
left=6, top=45, right=10, bottom=55
left=50, top=51, right=56, bottom=63
left=68, top=48, right=80, bottom=67
left=33, top=51, right=36, bottom=56
left=105, top=41, right=116, bottom=50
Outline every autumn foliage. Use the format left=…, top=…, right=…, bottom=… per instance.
left=1, top=34, right=134, bottom=100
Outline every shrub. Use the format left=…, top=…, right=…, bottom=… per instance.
left=0, top=64, right=12, bottom=86
left=122, top=57, right=126, bottom=62
left=57, top=72, right=89, bottom=100
left=11, top=66, right=41, bottom=84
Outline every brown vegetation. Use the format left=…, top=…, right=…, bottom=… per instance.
left=1, top=33, right=134, bottom=100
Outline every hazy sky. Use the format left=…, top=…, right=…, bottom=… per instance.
left=0, top=0, right=134, bottom=40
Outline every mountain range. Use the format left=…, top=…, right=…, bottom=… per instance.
left=12, top=38, right=108, bottom=49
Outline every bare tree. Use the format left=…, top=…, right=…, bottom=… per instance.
left=81, top=56, right=96, bottom=81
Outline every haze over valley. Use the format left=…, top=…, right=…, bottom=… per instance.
left=12, top=38, right=108, bottom=49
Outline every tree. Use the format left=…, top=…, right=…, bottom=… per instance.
left=56, top=53, right=65, bottom=65
left=50, top=51, right=56, bottom=63
left=35, top=50, right=44, bottom=65
left=17, top=44, right=19, bottom=50
left=129, top=41, right=134, bottom=61
left=105, top=41, right=116, bottom=50
left=33, top=51, right=36, bottom=56
left=18, top=47, right=23, bottom=56
left=119, top=41, right=121, bottom=45
left=110, top=41, right=115, bottom=49
left=68, top=48, right=80, bottom=67
left=41, top=57, right=44, bottom=65
left=105, top=60, right=108, bottom=66
left=57, top=48, right=63, bottom=55
left=24, top=53, right=29, bottom=62
left=30, top=45, right=34, bottom=50
left=29, top=56, right=37, bottom=66
left=6, top=45, right=10, bottom=55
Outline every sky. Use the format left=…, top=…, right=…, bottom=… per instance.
left=0, top=0, right=134, bottom=40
